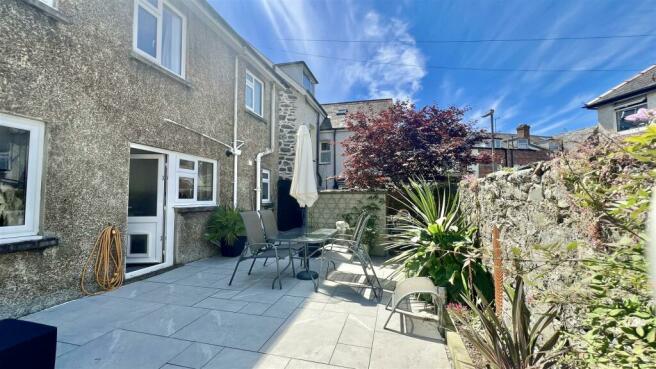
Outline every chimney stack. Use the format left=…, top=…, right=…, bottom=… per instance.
left=516, top=124, right=530, bottom=139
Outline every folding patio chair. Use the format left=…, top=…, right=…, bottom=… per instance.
left=383, top=277, right=447, bottom=335
left=228, top=211, right=293, bottom=289
left=321, top=213, right=384, bottom=300
left=259, top=209, right=302, bottom=273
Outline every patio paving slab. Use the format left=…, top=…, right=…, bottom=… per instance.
left=56, top=342, right=78, bottom=357
left=261, top=309, right=348, bottom=363
left=103, top=280, right=162, bottom=299
left=285, top=359, right=347, bottom=369
left=147, top=265, right=208, bottom=283
left=23, top=295, right=162, bottom=345
left=135, top=284, right=218, bottom=306
left=175, top=271, right=231, bottom=288
left=118, top=304, right=208, bottom=336
left=263, top=295, right=305, bottom=318
left=329, top=343, right=371, bottom=369
left=168, top=342, right=223, bottom=369
left=194, top=297, right=249, bottom=312
left=54, top=329, right=190, bottom=369
left=239, top=302, right=272, bottom=315
left=172, top=310, right=285, bottom=351
left=369, top=330, right=450, bottom=369
left=203, top=347, right=290, bottom=369
left=338, top=314, right=376, bottom=348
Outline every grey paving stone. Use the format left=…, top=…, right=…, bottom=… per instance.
left=285, top=359, right=346, bottom=369
left=103, top=281, right=162, bottom=299
left=23, top=295, right=162, bottom=345
left=55, top=329, right=190, bottom=369
left=168, top=342, right=223, bottom=369
left=119, top=305, right=208, bottom=336
left=262, top=296, right=304, bottom=318
left=175, top=271, right=229, bottom=288
left=56, top=342, right=78, bottom=357
left=323, top=300, right=379, bottom=317
left=194, top=297, right=249, bottom=312
left=330, top=344, right=370, bottom=369
left=261, top=309, right=348, bottom=363
left=203, top=348, right=289, bottom=369
left=338, top=314, right=376, bottom=347
left=135, top=284, right=218, bottom=306
left=147, top=266, right=208, bottom=283
left=172, top=310, right=284, bottom=351
left=369, top=330, right=450, bottom=369
left=211, top=289, right=241, bottom=299
left=239, top=302, right=272, bottom=315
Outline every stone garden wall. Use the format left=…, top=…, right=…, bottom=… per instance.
left=308, top=190, right=387, bottom=255
left=459, top=161, right=593, bottom=310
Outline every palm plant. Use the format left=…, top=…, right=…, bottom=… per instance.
left=453, top=276, right=563, bottom=369
left=205, top=206, right=245, bottom=247
left=384, top=179, right=493, bottom=302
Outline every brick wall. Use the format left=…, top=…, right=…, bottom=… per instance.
left=477, top=148, right=552, bottom=177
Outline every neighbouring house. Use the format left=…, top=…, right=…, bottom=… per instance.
left=472, top=124, right=561, bottom=177
left=0, top=0, right=295, bottom=318
left=585, top=64, right=656, bottom=134
left=318, top=98, right=394, bottom=189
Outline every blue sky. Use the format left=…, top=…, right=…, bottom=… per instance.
left=210, top=0, right=655, bottom=135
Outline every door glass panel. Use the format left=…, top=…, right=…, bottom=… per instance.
left=128, top=158, right=159, bottom=217
left=178, top=176, right=194, bottom=199
left=130, top=234, right=148, bottom=254
left=197, top=161, right=213, bottom=201
left=0, top=125, right=30, bottom=227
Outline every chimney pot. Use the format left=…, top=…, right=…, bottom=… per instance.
left=516, top=124, right=530, bottom=139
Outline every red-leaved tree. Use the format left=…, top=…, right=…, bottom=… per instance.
left=341, top=101, right=485, bottom=188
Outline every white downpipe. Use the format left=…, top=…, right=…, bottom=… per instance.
left=255, top=84, right=276, bottom=211
left=232, top=55, right=240, bottom=209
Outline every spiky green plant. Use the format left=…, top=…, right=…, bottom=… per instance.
left=384, top=179, right=493, bottom=302
left=205, top=206, right=245, bottom=247
left=454, top=276, right=563, bottom=369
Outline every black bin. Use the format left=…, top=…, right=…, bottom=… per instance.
left=0, top=319, right=57, bottom=369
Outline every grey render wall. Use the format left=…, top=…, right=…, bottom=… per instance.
left=0, top=0, right=278, bottom=318
left=318, top=129, right=350, bottom=189
left=596, top=91, right=656, bottom=132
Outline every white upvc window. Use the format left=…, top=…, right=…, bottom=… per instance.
left=133, top=0, right=186, bottom=77
left=319, top=141, right=332, bottom=164
left=38, top=0, right=56, bottom=8
left=0, top=113, right=45, bottom=242
left=245, top=71, right=264, bottom=117
left=261, top=169, right=271, bottom=203
left=517, top=138, right=529, bottom=149
left=174, top=155, right=217, bottom=205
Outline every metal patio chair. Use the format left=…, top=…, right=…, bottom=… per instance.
left=259, top=209, right=302, bottom=273
left=321, top=213, right=384, bottom=300
left=228, top=211, right=293, bottom=289
left=383, top=276, right=447, bottom=335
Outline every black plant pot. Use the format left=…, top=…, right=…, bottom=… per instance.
left=220, top=236, right=246, bottom=257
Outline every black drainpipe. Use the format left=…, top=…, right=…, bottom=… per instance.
left=332, top=128, right=337, bottom=189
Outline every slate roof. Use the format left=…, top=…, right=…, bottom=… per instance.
left=586, top=64, right=656, bottom=108
left=321, top=98, right=394, bottom=129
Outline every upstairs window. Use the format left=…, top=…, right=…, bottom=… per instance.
left=336, top=109, right=348, bottom=116
left=245, top=71, right=264, bottom=117
left=616, top=102, right=648, bottom=132
left=548, top=141, right=560, bottom=151
left=134, top=0, right=186, bottom=77
left=261, top=169, right=271, bottom=203
left=319, top=141, right=332, bottom=164
left=516, top=138, right=529, bottom=149
left=0, top=113, right=45, bottom=241
left=303, top=73, right=314, bottom=94
left=175, top=156, right=216, bottom=205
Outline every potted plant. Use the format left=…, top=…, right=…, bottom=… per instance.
left=205, top=206, right=246, bottom=257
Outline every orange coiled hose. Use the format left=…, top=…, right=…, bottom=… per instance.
left=80, top=225, right=124, bottom=295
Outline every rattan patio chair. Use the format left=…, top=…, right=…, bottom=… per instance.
left=228, top=211, right=293, bottom=289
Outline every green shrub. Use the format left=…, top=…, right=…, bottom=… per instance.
left=205, top=206, right=245, bottom=247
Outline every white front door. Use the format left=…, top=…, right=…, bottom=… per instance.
left=127, top=154, right=165, bottom=264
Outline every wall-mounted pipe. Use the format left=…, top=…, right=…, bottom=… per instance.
left=232, top=54, right=240, bottom=209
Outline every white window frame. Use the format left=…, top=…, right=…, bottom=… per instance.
left=132, top=0, right=187, bottom=78
left=261, top=169, right=271, bottom=204
left=173, top=155, right=217, bottom=206
left=0, top=113, right=45, bottom=242
left=615, top=101, right=648, bottom=132
left=319, top=141, right=332, bottom=164
left=245, top=71, right=264, bottom=117
left=516, top=138, right=529, bottom=149
left=38, top=0, right=56, bottom=8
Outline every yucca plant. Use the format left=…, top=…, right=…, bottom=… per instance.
left=453, top=275, right=563, bottom=369
left=384, top=178, right=493, bottom=302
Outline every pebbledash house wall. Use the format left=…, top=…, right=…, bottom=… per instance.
left=0, top=0, right=280, bottom=318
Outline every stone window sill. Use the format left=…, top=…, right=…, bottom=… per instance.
left=0, top=236, right=59, bottom=254
left=246, top=109, right=268, bottom=124
left=21, top=0, right=70, bottom=23
left=129, top=51, right=192, bottom=89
